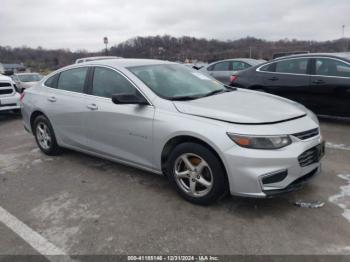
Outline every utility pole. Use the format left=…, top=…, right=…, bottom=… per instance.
left=103, top=37, right=109, bottom=55
left=249, top=46, right=252, bottom=58
left=342, top=25, right=346, bottom=38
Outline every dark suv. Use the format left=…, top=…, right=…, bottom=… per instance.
left=230, top=53, right=350, bottom=118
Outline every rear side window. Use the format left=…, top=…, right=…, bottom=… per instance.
left=275, top=58, right=308, bottom=74
left=259, top=63, right=275, bottom=72
left=44, top=74, right=59, bottom=88
left=57, top=67, right=88, bottom=93
left=232, top=61, right=251, bottom=71
left=212, top=61, right=230, bottom=71
left=92, top=67, right=136, bottom=98
left=315, top=58, right=350, bottom=78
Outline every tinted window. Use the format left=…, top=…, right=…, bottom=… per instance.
left=57, top=67, right=88, bottom=93
left=259, top=63, right=275, bottom=72
left=212, top=62, right=230, bottom=71
left=232, top=61, right=251, bottom=71
left=44, top=74, right=59, bottom=88
left=92, top=67, right=136, bottom=98
left=315, top=58, right=350, bottom=78
left=275, top=58, right=308, bottom=74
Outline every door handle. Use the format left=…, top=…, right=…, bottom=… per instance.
left=268, top=76, right=279, bottom=81
left=47, top=96, right=57, bottom=102
left=87, top=104, right=98, bottom=110
left=312, top=79, right=325, bottom=85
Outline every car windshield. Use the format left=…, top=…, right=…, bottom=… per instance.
left=128, top=64, right=226, bottom=100
left=17, top=74, right=41, bottom=82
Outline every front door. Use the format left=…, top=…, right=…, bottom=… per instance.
left=308, top=58, right=350, bottom=118
left=84, top=66, right=155, bottom=169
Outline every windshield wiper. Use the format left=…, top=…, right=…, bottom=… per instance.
left=169, top=95, right=202, bottom=101
left=201, top=89, right=226, bottom=98
left=224, top=84, right=237, bottom=90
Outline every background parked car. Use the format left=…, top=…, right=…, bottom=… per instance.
left=200, top=58, right=265, bottom=85
left=0, top=75, right=21, bottom=113
left=75, top=56, right=122, bottom=64
left=230, top=53, right=350, bottom=119
left=11, top=73, right=43, bottom=92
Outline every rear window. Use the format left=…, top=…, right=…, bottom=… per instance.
left=57, top=67, right=88, bottom=93
left=275, top=58, right=308, bottom=74
left=259, top=63, right=275, bottom=72
left=44, top=74, right=59, bottom=88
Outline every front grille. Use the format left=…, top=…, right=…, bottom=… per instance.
left=0, top=89, right=13, bottom=95
left=0, top=83, right=11, bottom=87
left=293, top=128, right=319, bottom=140
left=298, top=144, right=324, bottom=167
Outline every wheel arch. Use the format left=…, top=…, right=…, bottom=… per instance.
left=160, top=135, right=228, bottom=181
left=30, top=110, right=48, bottom=134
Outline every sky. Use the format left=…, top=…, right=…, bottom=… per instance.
left=0, top=0, right=349, bottom=51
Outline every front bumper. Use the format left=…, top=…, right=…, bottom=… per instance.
left=223, top=135, right=323, bottom=197
left=0, top=93, right=21, bottom=111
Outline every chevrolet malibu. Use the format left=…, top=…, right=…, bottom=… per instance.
left=21, top=59, right=325, bottom=205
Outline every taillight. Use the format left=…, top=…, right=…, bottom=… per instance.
left=230, top=75, right=238, bottom=83
left=20, top=92, right=25, bottom=101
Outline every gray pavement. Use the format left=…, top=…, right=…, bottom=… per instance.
left=0, top=112, right=350, bottom=256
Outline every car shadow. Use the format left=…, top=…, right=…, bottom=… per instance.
left=59, top=148, right=318, bottom=217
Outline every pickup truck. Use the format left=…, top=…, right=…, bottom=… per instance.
left=0, top=75, right=21, bottom=113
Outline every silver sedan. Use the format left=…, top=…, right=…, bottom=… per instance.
left=21, top=59, right=324, bottom=205
left=200, top=58, right=265, bottom=85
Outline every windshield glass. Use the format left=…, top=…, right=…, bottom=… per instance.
left=17, top=74, right=41, bottom=82
left=128, top=64, right=225, bottom=100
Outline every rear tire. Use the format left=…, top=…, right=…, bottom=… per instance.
left=33, top=115, right=61, bottom=156
left=166, top=142, right=228, bottom=205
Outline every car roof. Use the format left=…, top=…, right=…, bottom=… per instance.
left=207, top=58, right=262, bottom=66
left=77, top=56, right=121, bottom=60
left=274, top=52, right=350, bottom=62
left=81, top=58, right=175, bottom=68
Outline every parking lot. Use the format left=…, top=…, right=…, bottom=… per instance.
left=0, top=112, right=350, bottom=257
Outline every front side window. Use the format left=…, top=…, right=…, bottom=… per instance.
left=57, top=67, right=88, bottom=93
left=315, top=58, right=350, bottom=78
left=92, top=67, right=136, bottom=98
left=128, top=64, right=225, bottom=100
left=212, top=62, right=230, bottom=71
left=275, top=58, right=308, bottom=74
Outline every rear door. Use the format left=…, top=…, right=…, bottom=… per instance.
left=42, top=67, right=90, bottom=149
left=84, top=66, right=155, bottom=169
left=308, top=57, right=350, bottom=117
left=207, top=61, right=231, bottom=84
left=261, top=58, right=311, bottom=105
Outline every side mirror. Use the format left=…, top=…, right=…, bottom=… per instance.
left=112, top=93, right=149, bottom=105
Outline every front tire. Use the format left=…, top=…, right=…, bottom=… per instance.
left=166, top=143, right=228, bottom=205
left=33, top=115, right=61, bottom=156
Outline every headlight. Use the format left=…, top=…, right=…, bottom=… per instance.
left=227, top=133, right=292, bottom=149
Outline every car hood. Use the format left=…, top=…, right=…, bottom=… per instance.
left=173, top=90, right=307, bottom=124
